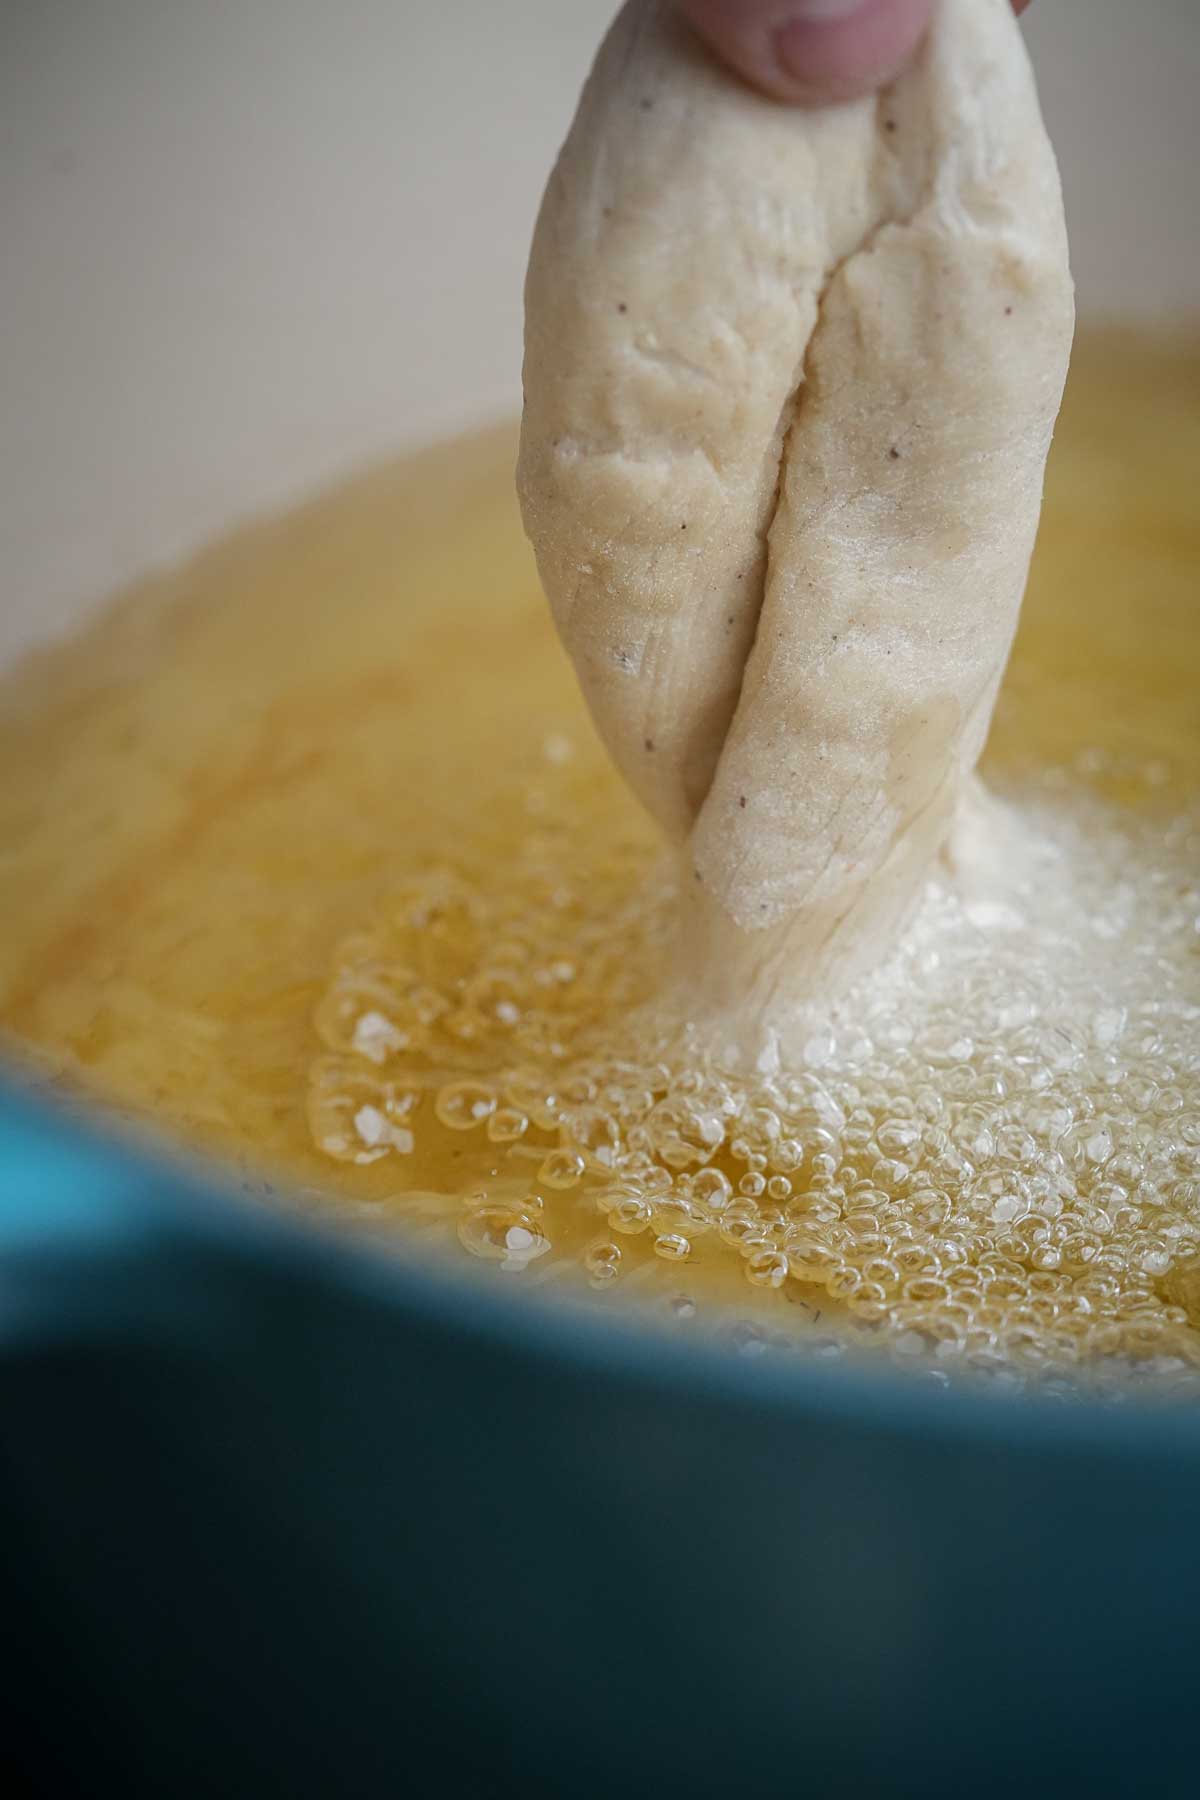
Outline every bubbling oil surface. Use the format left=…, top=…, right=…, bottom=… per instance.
left=1, top=331, right=1198, bottom=1394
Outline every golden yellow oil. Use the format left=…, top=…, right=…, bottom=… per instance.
left=1, top=330, right=1198, bottom=1384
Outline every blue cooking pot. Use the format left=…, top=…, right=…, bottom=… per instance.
left=3, top=1077, right=1198, bottom=1798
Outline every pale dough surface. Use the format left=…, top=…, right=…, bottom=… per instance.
left=518, top=0, right=1073, bottom=1024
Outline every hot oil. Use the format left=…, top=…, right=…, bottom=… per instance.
left=1, top=330, right=1197, bottom=1390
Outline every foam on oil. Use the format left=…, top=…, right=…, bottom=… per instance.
left=1, top=331, right=1197, bottom=1394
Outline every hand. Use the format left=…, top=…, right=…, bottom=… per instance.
left=676, top=0, right=1032, bottom=104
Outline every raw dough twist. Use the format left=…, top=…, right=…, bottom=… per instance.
left=519, top=0, right=1073, bottom=1031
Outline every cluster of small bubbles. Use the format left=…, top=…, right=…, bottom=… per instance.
left=306, top=1056, right=421, bottom=1163
left=307, top=752, right=1200, bottom=1396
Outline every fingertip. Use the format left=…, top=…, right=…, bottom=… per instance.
left=773, top=0, right=936, bottom=103
left=677, top=0, right=937, bottom=106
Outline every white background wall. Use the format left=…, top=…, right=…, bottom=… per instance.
left=2, top=0, right=1197, bottom=656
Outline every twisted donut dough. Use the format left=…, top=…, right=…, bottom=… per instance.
left=518, top=0, right=1073, bottom=1029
